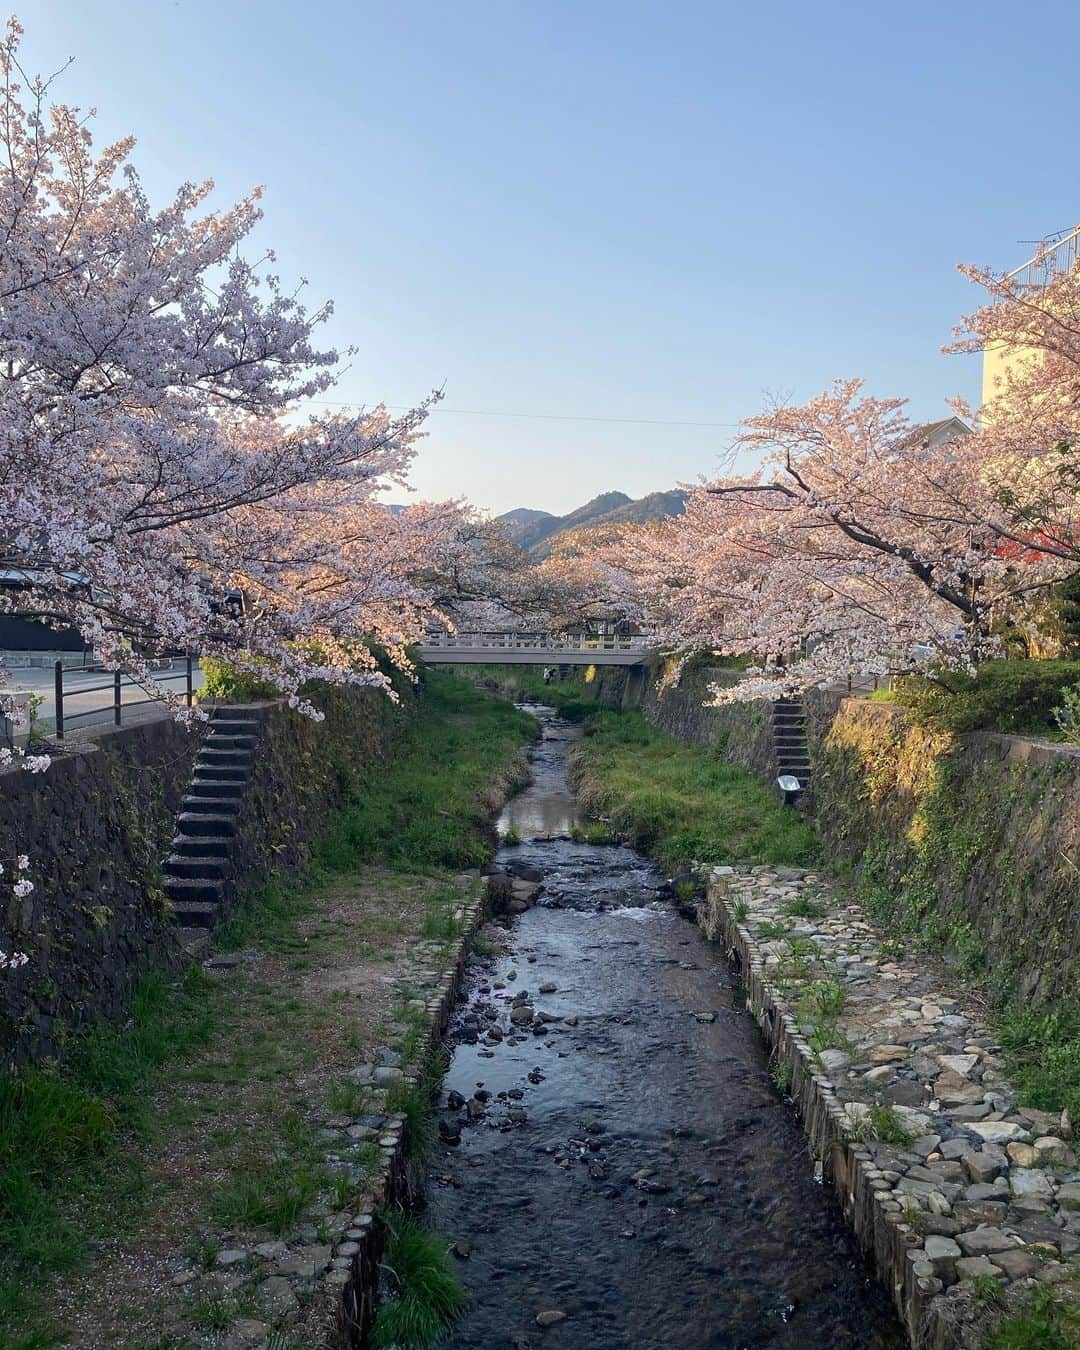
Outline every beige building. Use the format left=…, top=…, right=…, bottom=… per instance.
left=982, top=224, right=1080, bottom=409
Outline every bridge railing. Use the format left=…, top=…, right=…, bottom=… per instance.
left=420, top=631, right=651, bottom=654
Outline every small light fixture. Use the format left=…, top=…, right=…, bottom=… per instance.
left=777, top=774, right=801, bottom=805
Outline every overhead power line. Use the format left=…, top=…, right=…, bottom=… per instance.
left=301, top=398, right=742, bottom=430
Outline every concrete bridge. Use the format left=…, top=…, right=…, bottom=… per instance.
left=418, top=631, right=653, bottom=666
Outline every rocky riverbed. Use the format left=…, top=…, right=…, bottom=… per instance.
left=422, top=705, right=905, bottom=1348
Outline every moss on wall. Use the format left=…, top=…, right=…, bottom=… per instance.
left=0, top=681, right=414, bottom=1064
left=0, top=719, right=200, bottom=1063
left=807, top=694, right=1080, bottom=1004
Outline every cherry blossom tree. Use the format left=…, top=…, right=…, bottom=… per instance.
left=0, top=17, right=462, bottom=955
left=0, top=17, right=449, bottom=715
left=608, top=379, right=1077, bottom=700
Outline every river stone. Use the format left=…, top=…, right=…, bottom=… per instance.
left=215, top=1248, right=248, bottom=1267
left=1034, top=1136, right=1072, bottom=1165
left=273, top=1244, right=332, bottom=1278
left=953, top=1200, right=1007, bottom=1227
left=1010, top=1169, right=1054, bottom=1203
left=939, top=1054, right=980, bottom=1076
left=536, top=1310, right=567, bottom=1328
left=962, top=1150, right=1005, bottom=1184
left=870, top=1044, right=911, bottom=1064
left=924, top=1234, right=961, bottom=1275
left=993, top=1247, right=1042, bottom=1281
left=967, top=1122, right=1030, bottom=1144
left=956, top=1255, right=1003, bottom=1280
left=257, top=1276, right=299, bottom=1318
left=956, top=1227, right=1015, bottom=1257
left=509, top=1005, right=534, bottom=1025
left=934, top=1072, right=984, bottom=1105
left=222, top=1321, right=269, bottom=1350
left=1056, top=1182, right=1080, bottom=1211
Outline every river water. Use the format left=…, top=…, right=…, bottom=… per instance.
left=424, top=705, right=905, bottom=1349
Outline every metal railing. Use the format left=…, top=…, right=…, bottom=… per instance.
left=419, top=631, right=652, bottom=654
left=53, top=656, right=196, bottom=740
left=1005, top=225, right=1080, bottom=289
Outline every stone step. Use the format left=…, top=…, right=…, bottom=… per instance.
left=177, top=811, right=237, bottom=838
left=165, top=876, right=224, bottom=905
left=177, top=926, right=211, bottom=956
left=208, top=718, right=260, bottom=736
left=189, top=777, right=245, bottom=798
left=182, top=794, right=240, bottom=815
left=208, top=703, right=266, bottom=716
left=172, top=833, right=234, bottom=858
left=203, top=733, right=257, bottom=752
left=165, top=854, right=229, bottom=880
left=169, top=899, right=219, bottom=929
left=198, top=748, right=253, bottom=768
left=192, top=762, right=248, bottom=782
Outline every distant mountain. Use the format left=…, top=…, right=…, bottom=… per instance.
left=499, top=489, right=686, bottom=557
left=498, top=507, right=554, bottom=530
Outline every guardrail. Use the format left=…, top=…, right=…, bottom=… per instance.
left=53, top=656, right=196, bottom=741
left=420, top=632, right=652, bottom=654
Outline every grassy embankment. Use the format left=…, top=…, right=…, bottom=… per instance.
left=0, top=670, right=534, bottom=1350
left=568, top=708, right=817, bottom=869
left=452, top=664, right=816, bottom=869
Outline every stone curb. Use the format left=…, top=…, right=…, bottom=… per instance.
left=702, top=865, right=1080, bottom=1350
left=313, top=882, right=492, bottom=1348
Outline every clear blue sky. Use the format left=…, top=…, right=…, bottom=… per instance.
left=23, top=1, right=1080, bottom=514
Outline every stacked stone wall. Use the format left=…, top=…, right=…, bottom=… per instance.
left=0, top=681, right=411, bottom=1064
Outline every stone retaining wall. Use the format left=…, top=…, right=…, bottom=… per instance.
left=804, top=692, right=1080, bottom=1006
left=0, top=717, right=200, bottom=1063
left=0, top=682, right=411, bottom=1064
left=703, top=865, right=1080, bottom=1349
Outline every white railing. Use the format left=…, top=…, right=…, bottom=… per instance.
left=420, top=631, right=652, bottom=654
left=1005, top=225, right=1080, bottom=289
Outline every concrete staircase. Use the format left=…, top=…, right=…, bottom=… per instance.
left=772, top=697, right=812, bottom=797
left=164, top=706, right=262, bottom=949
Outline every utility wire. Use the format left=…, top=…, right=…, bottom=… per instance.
left=300, top=398, right=742, bottom=430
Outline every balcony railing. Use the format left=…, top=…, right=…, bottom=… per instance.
left=1006, top=225, right=1080, bottom=289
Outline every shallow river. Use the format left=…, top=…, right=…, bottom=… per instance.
left=424, top=705, right=905, bottom=1349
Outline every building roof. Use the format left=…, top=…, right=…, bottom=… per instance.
left=896, top=417, right=973, bottom=452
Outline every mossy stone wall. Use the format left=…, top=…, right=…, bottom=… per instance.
left=0, top=683, right=412, bottom=1064
left=805, top=691, right=1080, bottom=1005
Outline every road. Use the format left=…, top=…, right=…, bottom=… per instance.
left=2, top=658, right=205, bottom=738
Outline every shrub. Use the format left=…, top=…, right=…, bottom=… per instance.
left=893, top=659, right=1080, bottom=734
left=199, top=656, right=279, bottom=702
left=1053, top=682, right=1080, bottom=744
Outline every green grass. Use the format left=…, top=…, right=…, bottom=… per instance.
left=986, top=1287, right=1080, bottom=1350
left=316, top=670, right=536, bottom=872
left=996, top=999, right=1080, bottom=1123
left=869, top=1105, right=914, bottom=1148
left=893, top=658, right=1080, bottom=736
left=370, top=1213, right=466, bottom=1350
left=567, top=708, right=817, bottom=870
left=0, top=670, right=533, bottom=1346
left=452, top=665, right=602, bottom=720
left=208, top=1112, right=330, bottom=1235
left=781, top=893, right=826, bottom=920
